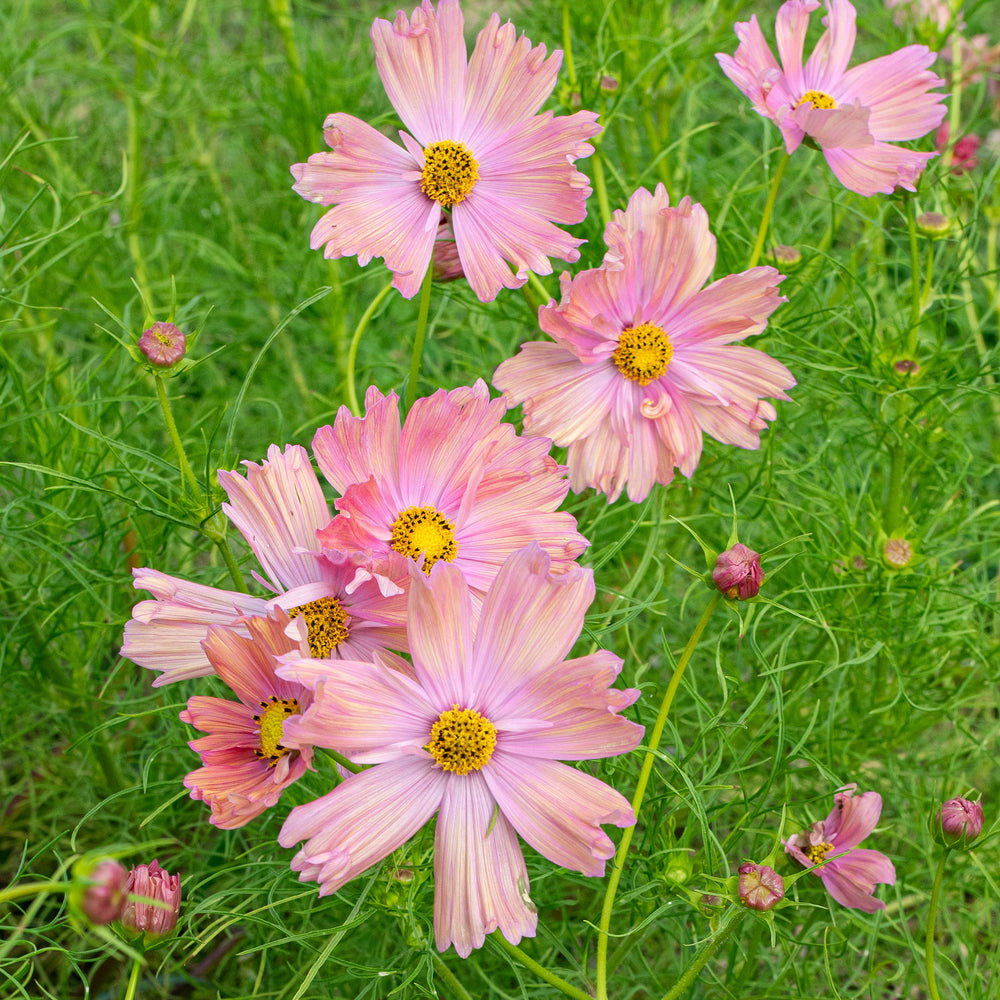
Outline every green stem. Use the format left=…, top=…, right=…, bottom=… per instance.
left=432, top=954, right=474, bottom=1000
left=925, top=851, right=948, bottom=1000
left=747, top=153, right=790, bottom=269
left=346, top=282, right=394, bottom=417
left=527, top=271, right=552, bottom=304
left=214, top=534, right=249, bottom=594
left=0, top=880, right=67, bottom=907
left=884, top=441, right=906, bottom=536
left=592, top=149, right=612, bottom=228
left=905, top=196, right=922, bottom=357
left=920, top=238, right=935, bottom=318
left=405, top=263, right=434, bottom=411
left=122, top=952, right=144, bottom=1000
left=155, top=376, right=199, bottom=497
left=658, top=906, right=745, bottom=1000
left=561, top=0, right=577, bottom=92
left=595, top=592, right=722, bottom=1000
left=490, top=931, right=591, bottom=1000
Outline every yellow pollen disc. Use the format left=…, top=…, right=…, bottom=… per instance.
left=288, top=596, right=350, bottom=658
left=427, top=705, right=497, bottom=775
left=252, top=696, right=300, bottom=767
left=613, top=322, right=673, bottom=385
left=390, top=505, right=458, bottom=572
left=796, top=89, right=837, bottom=110
left=421, top=140, right=479, bottom=207
left=802, top=841, right=833, bottom=864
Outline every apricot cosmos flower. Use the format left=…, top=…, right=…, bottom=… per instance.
left=276, top=545, right=643, bottom=957
left=494, top=185, right=793, bottom=503
left=291, top=0, right=600, bottom=301
left=716, top=0, right=946, bottom=196
left=785, top=783, right=896, bottom=912
left=313, top=382, right=588, bottom=601
left=122, top=444, right=408, bottom=686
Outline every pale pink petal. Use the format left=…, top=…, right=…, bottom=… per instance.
left=820, top=848, right=895, bottom=912
left=567, top=423, right=633, bottom=502
left=774, top=0, right=820, bottom=94
left=823, top=142, right=936, bottom=196
left=483, top=754, right=634, bottom=877
left=279, top=759, right=445, bottom=894
left=433, top=773, right=537, bottom=957
left=715, top=15, right=782, bottom=115
left=787, top=101, right=872, bottom=149
left=123, top=569, right=268, bottom=686
left=220, top=444, right=331, bottom=593
left=312, top=387, right=402, bottom=497
left=462, top=14, right=562, bottom=146
left=826, top=787, right=882, bottom=848
left=803, top=0, right=856, bottom=91
left=371, top=0, right=466, bottom=143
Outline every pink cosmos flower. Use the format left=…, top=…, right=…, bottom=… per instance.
left=276, top=544, right=643, bottom=957
left=290, top=0, right=600, bottom=302
left=493, top=185, right=793, bottom=503
left=121, top=860, right=181, bottom=938
left=784, top=783, right=896, bottom=912
left=716, top=0, right=947, bottom=196
left=313, top=381, right=588, bottom=602
left=180, top=612, right=314, bottom=829
left=122, top=444, right=408, bottom=686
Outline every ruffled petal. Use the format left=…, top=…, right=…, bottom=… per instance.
left=822, top=142, right=936, bottom=196
left=826, top=786, right=882, bottom=848
left=803, top=0, right=856, bottom=93
left=433, top=772, right=536, bottom=957
left=820, top=847, right=895, bottom=912
left=774, top=0, right=820, bottom=95
left=715, top=14, right=782, bottom=117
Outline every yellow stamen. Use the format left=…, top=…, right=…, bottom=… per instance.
left=288, top=596, right=350, bottom=658
left=802, top=841, right=834, bottom=864
left=427, top=705, right=497, bottom=775
left=252, top=695, right=300, bottom=767
left=390, top=505, right=458, bottom=572
left=796, top=89, right=837, bottom=110
left=613, top=322, right=673, bottom=385
left=421, top=140, right=479, bottom=207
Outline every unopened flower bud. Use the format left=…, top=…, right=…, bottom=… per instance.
left=600, top=75, right=619, bottom=94
left=916, top=212, right=951, bottom=239
left=138, top=322, right=187, bottom=367
left=712, top=543, right=763, bottom=600
left=935, top=797, right=984, bottom=847
left=432, top=221, right=464, bottom=283
left=738, top=863, right=785, bottom=911
left=73, top=857, right=129, bottom=926
left=121, top=859, right=181, bottom=938
left=883, top=537, right=913, bottom=568
left=893, top=358, right=920, bottom=376
left=765, top=244, right=802, bottom=269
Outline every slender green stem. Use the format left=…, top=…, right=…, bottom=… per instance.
left=122, top=952, right=143, bottom=1000
left=527, top=271, right=552, bottom=304
left=747, top=153, right=790, bottom=269
left=920, top=238, right=935, bottom=317
left=432, top=954, right=474, bottom=1000
left=925, top=851, right=948, bottom=1000
left=884, top=441, right=906, bottom=536
left=155, top=376, right=199, bottom=497
left=347, top=281, right=394, bottom=417
left=0, top=880, right=67, bottom=907
left=592, top=149, right=612, bottom=228
left=659, top=906, right=745, bottom=1000
left=595, top=592, right=722, bottom=1000
left=561, top=0, right=577, bottom=92
left=405, top=263, right=434, bottom=411
left=490, top=931, right=592, bottom=1000
left=214, top=534, right=249, bottom=594
left=905, top=196, right=922, bottom=357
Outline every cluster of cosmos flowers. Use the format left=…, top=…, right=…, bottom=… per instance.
left=123, top=0, right=953, bottom=956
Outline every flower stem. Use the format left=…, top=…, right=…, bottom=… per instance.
left=122, top=952, right=143, bottom=1000
left=592, top=148, right=612, bottom=228
left=405, top=263, right=434, bottom=412
left=747, top=153, right=790, bottom=269
left=905, top=195, right=922, bottom=357
left=432, top=954, right=474, bottom=1000
left=154, top=376, right=199, bottom=497
left=658, top=906, right=745, bottom=1000
left=347, top=281, right=394, bottom=417
left=595, top=591, right=721, bottom=1000
left=561, top=0, right=577, bottom=92
left=490, top=931, right=592, bottom=1000
left=925, top=851, right=948, bottom=1000
left=214, top=534, right=249, bottom=594
left=0, top=880, right=67, bottom=907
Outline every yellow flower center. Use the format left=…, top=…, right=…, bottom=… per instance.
left=796, top=89, right=837, bottom=110
left=613, top=322, right=673, bottom=385
left=802, top=841, right=834, bottom=865
left=253, top=696, right=300, bottom=767
left=421, top=140, right=479, bottom=207
left=427, top=705, right=497, bottom=775
left=288, top=596, right=350, bottom=658
left=390, top=505, right=458, bottom=572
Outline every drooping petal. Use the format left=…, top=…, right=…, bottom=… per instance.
left=279, top=758, right=445, bottom=895
left=715, top=15, right=782, bottom=115
left=484, top=754, right=634, bottom=876
left=802, top=0, right=856, bottom=93
left=822, top=142, right=936, bottom=196
left=820, top=847, right=895, bottom=912
left=826, top=787, right=883, bottom=849
left=774, top=0, right=820, bottom=94
left=433, top=772, right=537, bottom=957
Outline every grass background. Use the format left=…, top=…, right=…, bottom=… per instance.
left=1, top=0, right=998, bottom=997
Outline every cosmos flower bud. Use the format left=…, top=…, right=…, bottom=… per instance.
left=915, top=212, right=951, bottom=239
left=765, top=244, right=802, bottom=270
left=738, top=863, right=785, bottom=911
left=935, top=797, right=984, bottom=848
left=138, top=322, right=187, bottom=368
left=712, top=543, right=764, bottom=600
left=600, top=75, right=619, bottom=94
left=120, top=859, right=181, bottom=938
left=72, top=857, right=129, bottom=926
left=883, top=538, right=913, bottom=568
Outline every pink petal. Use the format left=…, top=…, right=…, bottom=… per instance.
left=820, top=848, right=895, bottom=912
left=822, top=142, right=936, bottom=196
left=371, top=0, right=466, bottom=143
left=788, top=101, right=873, bottom=149
left=433, top=772, right=537, bottom=957
left=802, top=0, right=856, bottom=92
left=279, top=758, right=445, bottom=894
left=715, top=15, right=782, bottom=116
left=483, top=753, right=634, bottom=876
left=826, top=787, right=882, bottom=848
left=774, top=0, right=820, bottom=95
left=219, top=444, right=331, bottom=593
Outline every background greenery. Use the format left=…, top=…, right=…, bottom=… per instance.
left=1, top=0, right=997, bottom=997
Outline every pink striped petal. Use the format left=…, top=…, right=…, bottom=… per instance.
left=774, top=0, right=819, bottom=93
left=823, top=142, right=935, bottom=196
left=803, top=0, right=856, bottom=92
